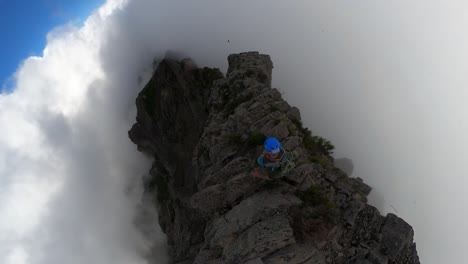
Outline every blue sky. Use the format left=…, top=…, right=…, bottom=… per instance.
left=0, top=0, right=103, bottom=92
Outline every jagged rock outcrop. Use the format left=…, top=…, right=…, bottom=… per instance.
left=129, top=52, right=420, bottom=264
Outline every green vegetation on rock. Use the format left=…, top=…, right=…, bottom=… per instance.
left=292, top=118, right=335, bottom=156
left=310, top=155, right=334, bottom=170
left=299, top=185, right=335, bottom=209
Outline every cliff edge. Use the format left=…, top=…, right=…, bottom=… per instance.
left=129, top=52, right=420, bottom=264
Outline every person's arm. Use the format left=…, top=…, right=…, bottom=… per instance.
left=278, top=149, right=288, bottom=168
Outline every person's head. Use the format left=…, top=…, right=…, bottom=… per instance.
left=264, top=137, right=281, bottom=157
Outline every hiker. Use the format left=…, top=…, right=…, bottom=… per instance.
left=257, top=137, right=289, bottom=172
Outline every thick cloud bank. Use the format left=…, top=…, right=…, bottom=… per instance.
left=1, top=0, right=467, bottom=263
left=0, top=1, right=163, bottom=263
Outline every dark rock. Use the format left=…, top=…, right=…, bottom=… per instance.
left=222, top=215, right=295, bottom=264
left=227, top=51, right=273, bottom=87
left=283, top=136, right=302, bottom=151
left=382, top=214, right=415, bottom=258
left=225, top=172, right=262, bottom=204
left=286, top=106, right=301, bottom=122
left=267, top=121, right=290, bottom=140
left=190, top=184, right=226, bottom=213
left=205, top=191, right=301, bottom=250
left=262, top=243, right=326, bottom=264
left=199, top=157, right=251, bottom=189
left=342, top=198, right=366, bottom=226
left=244, top=258, right=263, bottom=264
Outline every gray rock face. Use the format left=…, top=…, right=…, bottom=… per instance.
left=129, top=52, right=420, bottom=264
left=382, top=214, right=415, bottom=258
left=205, top=192, right=301, bottom=250
left=223, top=215, right=295, bottom=264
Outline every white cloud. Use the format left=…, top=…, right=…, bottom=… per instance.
left=1, top=0, right=467, bottom=263
left=0, top=1, right=163, bottom=263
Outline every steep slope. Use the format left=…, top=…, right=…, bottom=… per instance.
left=129, top=52, right=420, bottom=264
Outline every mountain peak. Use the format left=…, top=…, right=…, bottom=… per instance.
left=129, top=52, right=419, bottom=264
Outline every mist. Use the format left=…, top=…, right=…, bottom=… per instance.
left=1, top=0, right=467, bottom=263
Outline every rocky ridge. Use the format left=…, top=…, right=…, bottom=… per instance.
left=129, top=52, right=420, bottom=264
